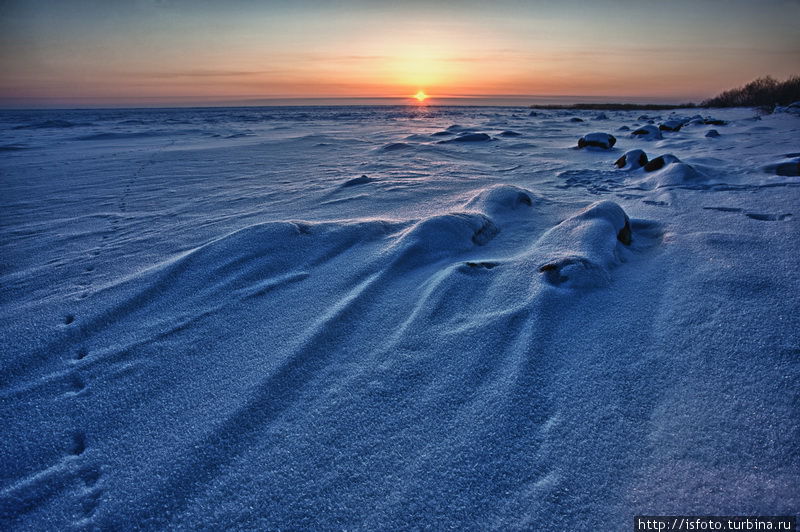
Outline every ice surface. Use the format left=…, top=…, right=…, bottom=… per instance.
left=1, top=105, right=798, bottom=530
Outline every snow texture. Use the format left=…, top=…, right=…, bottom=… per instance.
left=1, top=105, right=798, bottom=531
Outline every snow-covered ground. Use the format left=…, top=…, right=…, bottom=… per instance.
left=1, top=105, right=798, bottom=530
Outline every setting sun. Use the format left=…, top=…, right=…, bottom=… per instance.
left=414, top=90, right=428, bottom=102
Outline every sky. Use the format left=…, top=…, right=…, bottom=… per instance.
left=0, top=0, right=798, bottom=107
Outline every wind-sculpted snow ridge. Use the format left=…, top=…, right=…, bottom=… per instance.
left=47, top=196, right=651, bottom=398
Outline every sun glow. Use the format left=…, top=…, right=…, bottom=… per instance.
left=414, top=90, right=428, bottom=102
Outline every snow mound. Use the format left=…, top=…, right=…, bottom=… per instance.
left=614, top=149, right=649, bottom=170
left=637, top=154, right=707, bottom=188
left=577, top=132, right=616, bottom=150
left=644, top=162, right=705, bottom=187
left=535, top=201, right=632, bottom=288
left=463, top=184, right=536, bottom=217
left=388, top=213, right=500, bottom=268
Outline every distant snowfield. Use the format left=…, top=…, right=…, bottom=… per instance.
left=1, top=106, right=798, bottom=530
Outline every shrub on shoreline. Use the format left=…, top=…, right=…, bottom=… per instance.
left=702, top=75, right=800, bottom=108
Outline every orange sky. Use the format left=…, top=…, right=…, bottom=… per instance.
left=1, top=0, right=798, bottom=106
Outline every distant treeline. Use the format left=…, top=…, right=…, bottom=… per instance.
left=701, top=75, right=800, bottom=108
left=530, top=75, right=799, bottom=110
left=529, top=103, right=695, bottom=111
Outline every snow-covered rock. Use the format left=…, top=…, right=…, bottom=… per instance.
left=659, top=119, right=684, bottom=132
left=631, top=124, right=663, bottom=140
left=614, top=149, right=649, bottom=170
left=577, top=132, right=616, bottom=149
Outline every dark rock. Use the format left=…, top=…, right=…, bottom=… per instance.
left=705, top=130, right=720, bottom=138
left=342, top=175, right=376, bottom=187
left=644, top=156, right=666, bottom=172
left=499, top=130, right=522, bottom=137
left=643, top=154, right=680, bottom=172
left=775, top=161, right=800, bottom=176
left=617, top=217, right=632, bottom=245
left=766, top=158, right=800, bottom=176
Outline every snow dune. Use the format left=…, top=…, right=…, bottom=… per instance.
left=0, top=106, right=798, bottom=530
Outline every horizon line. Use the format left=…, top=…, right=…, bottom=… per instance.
left=0, top=94, right=699, bottom=111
